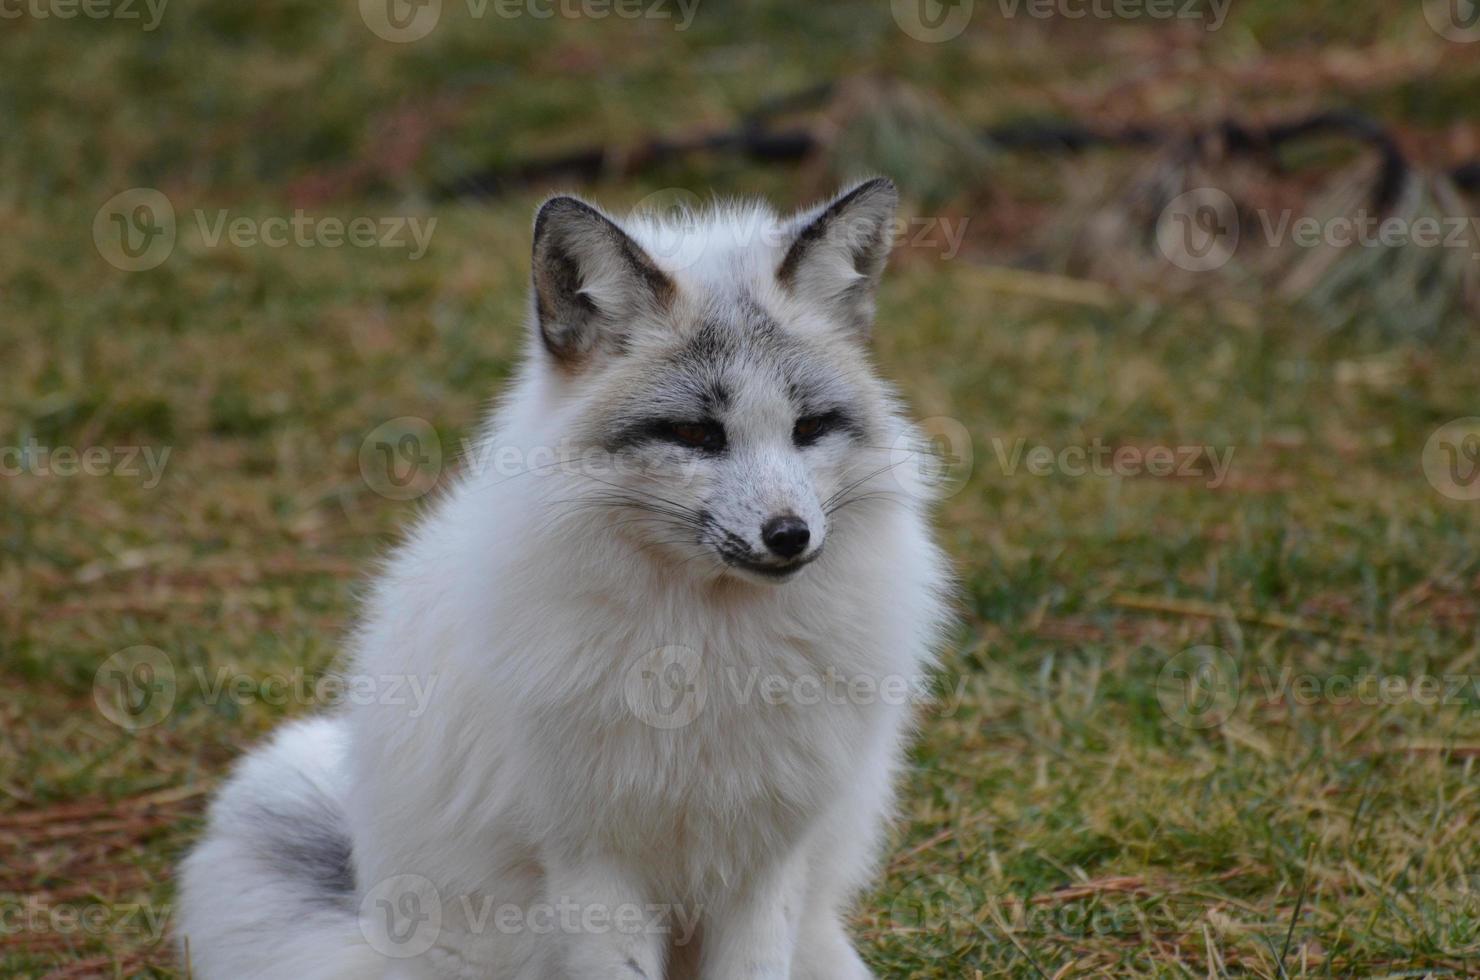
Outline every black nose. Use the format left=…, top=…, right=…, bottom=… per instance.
left=761, top=515, right=811, bottom=559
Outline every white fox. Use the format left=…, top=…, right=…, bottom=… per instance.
left=177, top=178, right=953, bottom=979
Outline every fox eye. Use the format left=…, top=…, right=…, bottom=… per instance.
left=663, top=420, right=726, bottom=453
left=793, top=414, right=833, bottom=447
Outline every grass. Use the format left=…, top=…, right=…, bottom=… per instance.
left=3, top=0, right=1479, bottom=976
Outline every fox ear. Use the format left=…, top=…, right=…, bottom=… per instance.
left=777, top=177, right=898, bottom=337
left=530, top=196, right=675, bottom=368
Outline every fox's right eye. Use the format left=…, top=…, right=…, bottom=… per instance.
left=661, top=420, right=727, bottom=453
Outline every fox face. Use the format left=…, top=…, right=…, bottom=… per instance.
left=523, top=179, right=919, bottom=585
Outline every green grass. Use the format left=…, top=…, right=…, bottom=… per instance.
left=3, top=1, right=1479, bottom=976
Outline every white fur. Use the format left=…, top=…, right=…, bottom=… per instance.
left=178, top=184, right=952, bottom=979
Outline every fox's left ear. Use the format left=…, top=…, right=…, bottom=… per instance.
left=777, top=177, right=898, bottom=337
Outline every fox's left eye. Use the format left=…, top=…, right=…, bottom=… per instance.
left=793, top=414, right=833, bottom=447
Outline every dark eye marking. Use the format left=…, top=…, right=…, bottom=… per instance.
left=655, top=419, right=727, bottom=453
left=793, top=409, right=853, bottom=447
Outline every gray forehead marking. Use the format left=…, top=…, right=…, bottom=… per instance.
left=659, top=296, right=858, bottom=418
left=583, top=292, right=856, bottom=444
left=737, top=292, right=781, bottom=336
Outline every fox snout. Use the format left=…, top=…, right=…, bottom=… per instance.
left=702, top=457, right=826, bottom=581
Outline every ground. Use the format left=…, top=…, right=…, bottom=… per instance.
left=3, top=0, right=1479, bottom=977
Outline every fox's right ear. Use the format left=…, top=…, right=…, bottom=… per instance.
left=530, top=196, right=675, bottom=369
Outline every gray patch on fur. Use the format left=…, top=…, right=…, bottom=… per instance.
left=246, top=795, right=356, bottom=912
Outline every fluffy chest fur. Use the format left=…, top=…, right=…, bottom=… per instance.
left=348, top=478, right=944, bottom=898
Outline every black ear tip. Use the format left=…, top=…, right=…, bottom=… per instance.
left=532, top=195, right=598, bottom=245
left=853, top=176, right=898, bottom=202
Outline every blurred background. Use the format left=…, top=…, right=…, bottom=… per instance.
left=3, top=1, right=1480, bottom=976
